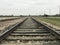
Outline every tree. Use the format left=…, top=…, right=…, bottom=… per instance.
left=43, top=14, right=48, bottom=17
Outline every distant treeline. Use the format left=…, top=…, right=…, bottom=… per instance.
left=0, top=14, right=60, bottom=17
left=0, top=15, right=23, bottom=17
left=0, top=15, right=28, bottom=17
left=0, top=15, right=16, bottom=17
left=39, top=14, right=60, bottom=17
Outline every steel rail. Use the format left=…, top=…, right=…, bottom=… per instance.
left=32, top=17, right=60, bottom=40
left=0, top=18, right=28, bottom=42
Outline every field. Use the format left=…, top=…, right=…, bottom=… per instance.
left=0, top=17, right=23, bottom=32
left=35, top=17, right=60, bottom=27
left=0, top=17, right=20, bottom=20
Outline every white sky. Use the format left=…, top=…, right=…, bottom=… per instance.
left=0, top=0, right=60, bottom=15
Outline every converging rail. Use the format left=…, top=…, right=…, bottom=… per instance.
left=0, top=17, right=60, bottom=45
left=0, top=17, right=28, bottom=42
left=32, top=17, right=60, bottom=39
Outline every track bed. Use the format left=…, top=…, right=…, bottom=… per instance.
left=0, top=17, right=60, bottom=45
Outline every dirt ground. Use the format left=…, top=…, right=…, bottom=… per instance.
left=0, top=17, right=26, bottom=33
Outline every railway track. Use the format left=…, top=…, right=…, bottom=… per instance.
left=0, top=17, right=60, bottom=45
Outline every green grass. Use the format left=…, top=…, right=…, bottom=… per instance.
left=35, top=17, right=60, bottom=27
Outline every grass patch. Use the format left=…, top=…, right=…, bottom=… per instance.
left=35, top=17, right=60, bottom=27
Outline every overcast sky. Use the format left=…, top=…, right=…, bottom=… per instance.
left=0, top=0, right=60, bottom=15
